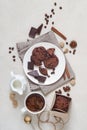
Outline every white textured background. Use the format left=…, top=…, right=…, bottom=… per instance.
left=0, top=0, right=87, bottom=130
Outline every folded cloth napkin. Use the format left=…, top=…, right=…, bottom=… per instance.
left=16, top=31, right=75, bottom=95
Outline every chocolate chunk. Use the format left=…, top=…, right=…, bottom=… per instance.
left=29, top=27, right=37, bottom=38
left=28, top=70, right=39, bottom=78
left=37, top=24, right=43, bottom=35
left=28, top=62, right=34, bottom=70
left=36, top=76, right=46, bottom=83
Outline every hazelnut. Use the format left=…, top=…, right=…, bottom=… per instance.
left=12, top=100, right=18, bottom=108
left=9, top=92, right=15, bottom=100
left=59, top=42, right=64, bottom=48
left=70, top=79, right=76, bottom=86
left=63, top=48, right=69, bottom=54
left=24, top=115, right=31, bottom=124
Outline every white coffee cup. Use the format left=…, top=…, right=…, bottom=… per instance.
left=21, top=92, right=46, bottom=115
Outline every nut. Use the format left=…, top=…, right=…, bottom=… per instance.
left=12, top=99, right=18, bottom=108
left=70, top=79, right=76, bottom=86
left=24, top=115, right=31, bottom=124
left=9, top=92, right=15, bottom=100
left=63, top=48, right=69, bottom=54
left=59, top=42, right=64, bottom=48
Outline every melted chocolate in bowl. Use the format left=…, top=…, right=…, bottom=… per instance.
left=26, top=93, right=45, bottom=112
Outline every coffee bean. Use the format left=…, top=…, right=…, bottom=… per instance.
left=44, top=26, right=47, bottom=28
left=66, top=42, right=68, bottom=45
left=52, top=21, right=54, bottom=25
left=9, top=47, right=12, bottom=50
left=54, top=2, right=57, bottom=6
left=13, top=59, right=16, bottom=62
left=12, top=47, right=14, bottom=50
left=59, top=6, right=62, bottom=10
left=9, top=51, right=11, bottom=54
left=50, top=14, right=52, bottom=18
left=13, top=55, right=16, bottom=58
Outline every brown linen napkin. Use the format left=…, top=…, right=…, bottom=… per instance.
left=16, top=31, right=75, bottom=95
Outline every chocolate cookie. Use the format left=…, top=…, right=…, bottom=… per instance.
left=44, top=55, right=59, bottom=69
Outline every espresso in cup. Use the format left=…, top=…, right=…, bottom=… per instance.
left=26, top=93, right=45, bottom=112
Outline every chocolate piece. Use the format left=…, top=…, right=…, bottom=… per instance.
left=37, top=24, right=43, bottom=35
left=29, top=27, right=37, bottom=38
left=36, top=76, right=46, bottom=83
left=28, top=62, right=34, bottom=70
left=52, top=94, right=71, bottom=113
left=28, top=70, right=39, bottom=78
left=39, top=67, right=49, bottom=77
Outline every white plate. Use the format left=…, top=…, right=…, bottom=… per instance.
left=23, top=42, right=66, bottom=85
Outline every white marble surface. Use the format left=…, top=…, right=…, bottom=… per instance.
left=0, top=0, right=87, bottom=130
